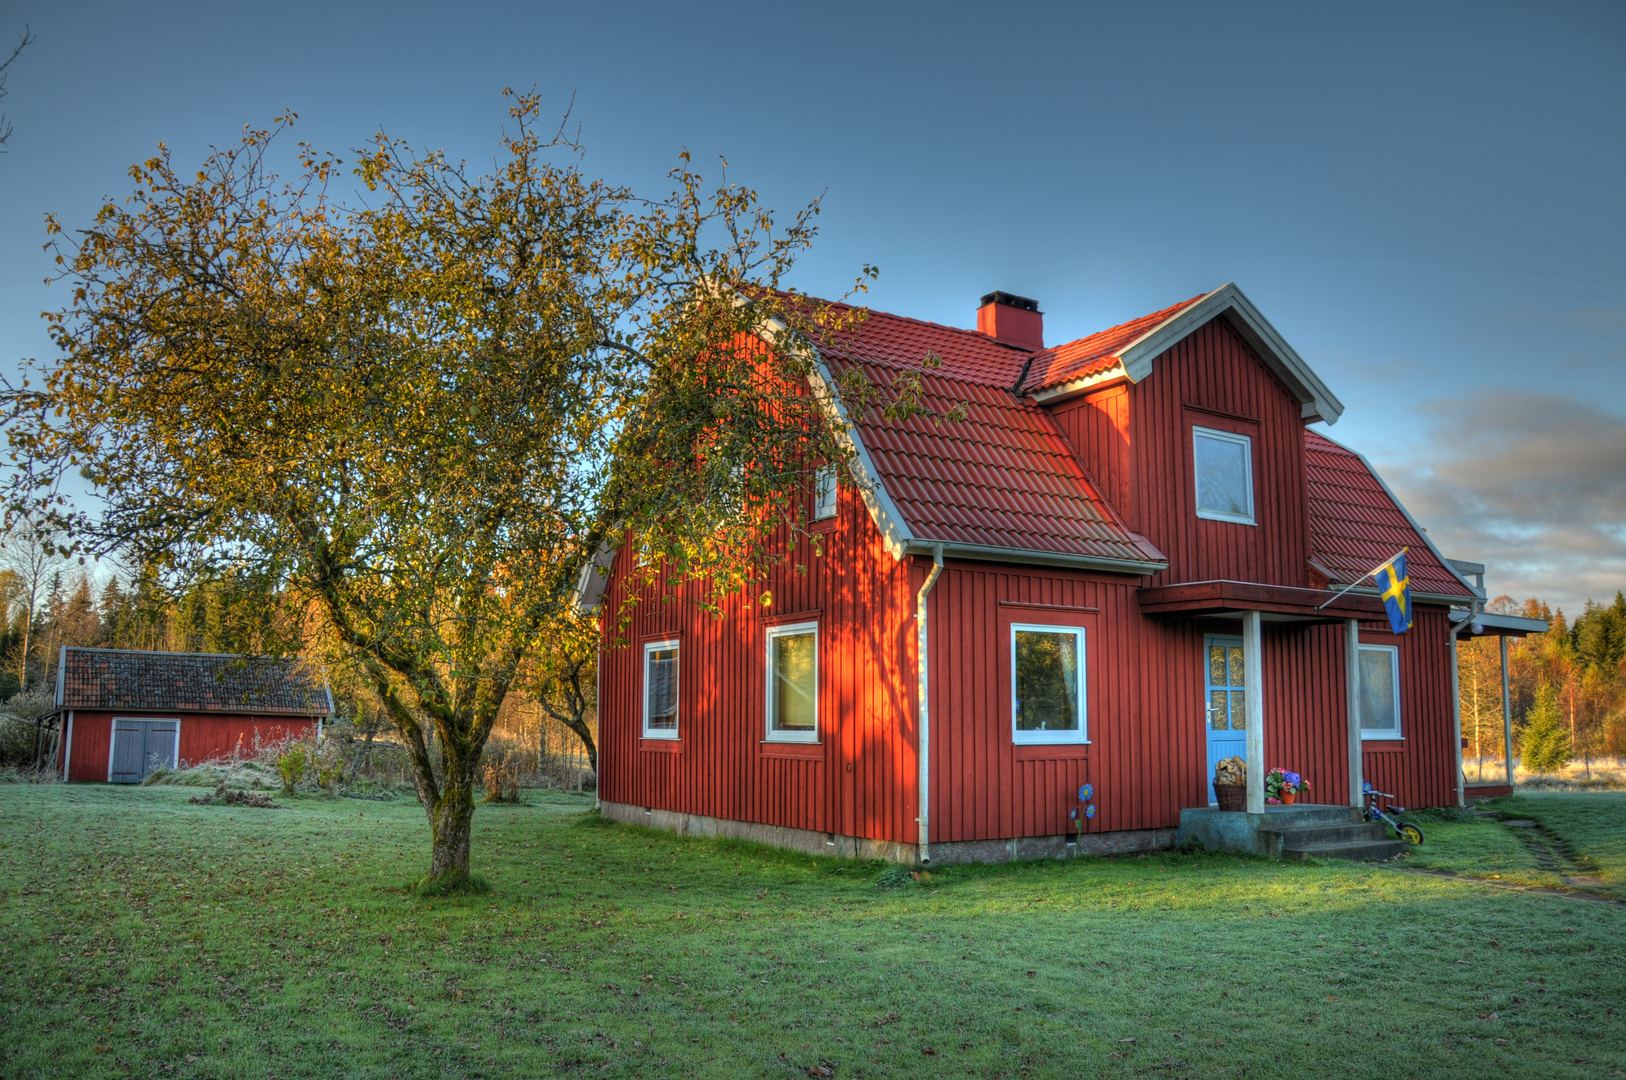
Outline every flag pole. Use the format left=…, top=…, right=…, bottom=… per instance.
left=1315, top=547, right=1407, bottom=611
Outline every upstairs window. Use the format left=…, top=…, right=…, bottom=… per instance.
left=1011, top=624, right=1088, bottom=745
left=766, top=621, right=819, bottom=742
left=1358, top=644, right=1402, bottom=739
left=642, top=640, right=680, bottom=739
left=813, top=464, right=839, bottom=521
left=1193, top=426, right=1255, bottom=524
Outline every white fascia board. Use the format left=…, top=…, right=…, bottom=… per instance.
left=1312, top=432, right=1482, bottom=602
left=756, top=317, right=916, bottom=562
left=904, top=539, right=1165, bottom=576
left=573, top=541, right=617, bottom=615
left=1116, top=283, right=1346, bottom=425
left=1027, top=363, right=1128, bottom=404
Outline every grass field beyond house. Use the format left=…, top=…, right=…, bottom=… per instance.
left=1, top=786, right=1623, bottom=1079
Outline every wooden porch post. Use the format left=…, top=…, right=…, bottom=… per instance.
left=1501, top=635, right=1514, bottom=788
left=1345, top=618, right=1363, bottom=808
left=1243, top=610, right=1264, bottom=814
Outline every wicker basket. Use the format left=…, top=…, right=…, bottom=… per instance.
left=1214, top=782, right=1247, bottom=812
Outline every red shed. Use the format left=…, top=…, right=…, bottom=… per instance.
left=55, top=647, right=333, bottom=783
left=587, top=285, right=1529, bottom=864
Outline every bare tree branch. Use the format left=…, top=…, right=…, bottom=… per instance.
left=0, top=25, right=35, bottom=152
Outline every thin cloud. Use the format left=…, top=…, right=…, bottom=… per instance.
left=1376, top=391, right=1626, bottom=615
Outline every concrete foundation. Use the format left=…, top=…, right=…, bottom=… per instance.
left=599, top=800, right=1175, bottom=866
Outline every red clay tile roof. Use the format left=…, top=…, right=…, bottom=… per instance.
left=1022, top=294, right=1208, bottom=393
left=57, top=648, right=335, bottom=715
left=835, top=359, right=1162, bottom=564
left=1305, top=432, right=1473, bottom=599
left=811, top=300, right=1033, bottom=387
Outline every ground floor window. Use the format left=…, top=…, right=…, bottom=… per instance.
left=766, top=621, right=819, bottom=742
left=1011, top=624, right=1087, bottom=744
left=642, top=640, right=680, bottom=739
left=1358, top=644, right=1402, bottom=739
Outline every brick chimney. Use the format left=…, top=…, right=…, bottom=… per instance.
left=976, top=291, right=1044, bottom=350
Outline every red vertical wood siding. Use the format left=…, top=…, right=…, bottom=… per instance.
left=597, top=315, right=1461, bottom=851
left=1047, top=317, right=1311, bottom=589
left=597, top=483, right=919, bottom=845
left=65, top=712, right=317, bottom=782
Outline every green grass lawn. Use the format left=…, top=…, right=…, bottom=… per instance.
left=2, top=785, right=1623, bottom=1079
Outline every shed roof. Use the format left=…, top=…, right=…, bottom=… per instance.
left=56, top=647, right=335, bottom=716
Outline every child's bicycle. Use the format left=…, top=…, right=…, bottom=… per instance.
left=1362, top=783, right=1424, bottom=845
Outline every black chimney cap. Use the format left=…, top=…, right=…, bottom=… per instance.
left=980, top=291, right=1040, bottom=313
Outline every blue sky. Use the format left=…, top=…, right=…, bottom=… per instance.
left=1, top=1, right=1622, bottom=613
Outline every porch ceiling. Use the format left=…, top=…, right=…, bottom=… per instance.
left=1137, top=579, right=1388, bottom=624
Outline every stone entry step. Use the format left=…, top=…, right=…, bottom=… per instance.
left=1282, top=837, right=1412, bottom=861
left=1176, top=803, right=1412, bottom=861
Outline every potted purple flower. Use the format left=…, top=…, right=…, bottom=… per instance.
left=1265, top=768, right=1310, bottom=805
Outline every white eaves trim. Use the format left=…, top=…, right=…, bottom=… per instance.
left=1031, top=284, right=1346, bottom=424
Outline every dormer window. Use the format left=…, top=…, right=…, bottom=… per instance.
left=813, top=464, right=839, bottom=521
left=1193, top=426, right=1255, bottom=525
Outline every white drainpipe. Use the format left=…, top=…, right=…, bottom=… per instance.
left=915, top=544, right=945, bottom=863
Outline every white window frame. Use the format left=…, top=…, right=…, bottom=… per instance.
left=1192, top=426, right=1256, bottom=525
left=1358, top=643, right=1403, bottom=740
left=641, top=639, right=681, bottom=740
left=765, top=620, right=820, bottom=743
left=1010, top=623, right=1089, bottom=746
left=813, top=465, right=839, bottom=521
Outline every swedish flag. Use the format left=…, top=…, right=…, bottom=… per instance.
left=1373, top=551, right=1412, bottom=635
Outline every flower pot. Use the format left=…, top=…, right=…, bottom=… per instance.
left=1282, top=790, right=1297, bottom=805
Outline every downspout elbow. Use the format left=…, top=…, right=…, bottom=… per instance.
left=915, top=544, right=944, bottom=864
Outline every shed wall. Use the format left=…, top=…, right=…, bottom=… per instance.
left=64, top=711, right=317, bottom=782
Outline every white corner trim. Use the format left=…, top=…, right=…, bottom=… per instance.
left=1312, top=432, right=1481, bottom=601
left=55, top=646, right=67, bottom=707
left=757, top=315, right=917, bottom=562
left=1115, top=284, right=1345, bottom=424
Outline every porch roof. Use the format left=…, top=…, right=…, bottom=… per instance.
left=1137, top=579, right=1388, bottom=623
left=1452, top=611, right=1550, bottom=640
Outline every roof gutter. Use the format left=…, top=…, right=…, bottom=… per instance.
left=915, top=544, right=944, bottom=864
left=903, top=540, right=1165, bottom=577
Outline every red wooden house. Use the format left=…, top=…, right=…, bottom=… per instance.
left=55, top=647, right=333, bottom=783
left=586, top=285, right=1516, bottom=863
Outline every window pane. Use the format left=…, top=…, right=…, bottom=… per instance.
left=1208, top=646, right=1226, bottom=688
left=1227, top=646, right=1245, bottom=687
left=1231, top=689, right=1246, bottom=729
left=814, top=466, right=838, bottom=520
left=1014, top=630, right=1080, bottom=732
left=1195, top=432, right=1251, bottom=519
left=646, top=647, right=678, bottom=730
left=771, top=631, right=817, bottom=731
left=1359, top=648, right=1398, bottom=732
left=1208, top=690, right=1228, bottom=731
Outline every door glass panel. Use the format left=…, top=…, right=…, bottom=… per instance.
left=1209, top=646, right=1227, bottom=688
left=1208, top=690, right=1228, bottom=730
left=1228, top=646, right=1245, bottom=687
left=1231, top=690, right=1246, bottom=729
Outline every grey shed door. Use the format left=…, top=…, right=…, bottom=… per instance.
left=109, top=720, right=180, bottom=783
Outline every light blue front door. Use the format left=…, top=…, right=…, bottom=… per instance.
left=1205, top=636, right=1246, bottom=804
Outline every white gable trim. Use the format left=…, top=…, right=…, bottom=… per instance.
left=1032, top=284, right=1345, bottom=423
left=1120, top=284, right=1343, bottom=423
left=757, top=315, right=916, bottom=561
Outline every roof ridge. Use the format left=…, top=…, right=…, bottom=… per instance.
left=63, top=645, right=308, bottom=662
